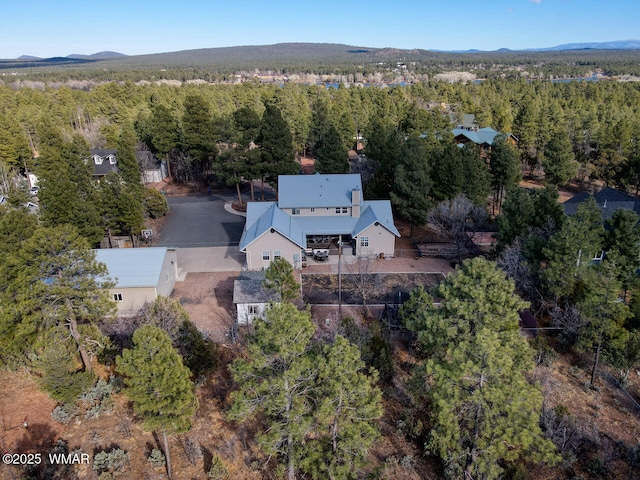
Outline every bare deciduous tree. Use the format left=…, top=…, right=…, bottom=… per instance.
left=428, top=194, right=487, bottom=264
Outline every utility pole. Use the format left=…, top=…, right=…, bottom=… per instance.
left=338, top=238, right=343, bottom=319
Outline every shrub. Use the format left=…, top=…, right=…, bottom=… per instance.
left=51, top=403, right=78, bottom=424
left=144, top=187, right=169, bottom=219
left=148, top=448, right=166, bottom=469
left=93, top=448, right=129, bottom=474
left=208, top=454, right=229, bottom=480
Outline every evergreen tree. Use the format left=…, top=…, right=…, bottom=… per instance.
left=403, top=258, right=559, bottom=479
left=604, top=209, right=640, bottom=292
left=0, top=224, right=115, bottom=368
left=489, top=133, right=521, bottom=214
left=263, top=257, right=300, bottom=302
left=116, top=325, right=198, bottom=479
left=256, top=103, right=298, bottom=187
left=300, top=336, right=382, bottom=480
left=116, top=122, right=143, bottom=185
left=543, top=197, right=604, bottom=300
left=314, top=125, right=349, bottom=174
left=390, top=136, right=432, bottom=235
left=543, top=132, right=578, bottom=186
left=230, top=303, right=316, bottom=480
left=181, top=94, right=218, bottom=174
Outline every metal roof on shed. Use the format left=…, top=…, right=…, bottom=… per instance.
left=94, top=247, right=168, bottom=288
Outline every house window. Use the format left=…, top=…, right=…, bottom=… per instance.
left=262, top=251, right=270, bottom=261
left=113, top=293, right=123, bottom=302
left=310, top=208, right=315, bottom=213
left=94, top=156, right=103, bottom=165
left=274, top=250, right=282, bottom=260
left=342, top=207, right=348, bottom=213
left=335, top=207, right=341, bottom=214
left=360, top=236, right=369, bottom=247
left=248, top=305, right=259, bottom=315
left=108, top=155, right=116, bottom=165
left=292, top=208, right=300, bottom=215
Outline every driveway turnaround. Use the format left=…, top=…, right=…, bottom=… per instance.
left=156, top=194, right=245, bottom=248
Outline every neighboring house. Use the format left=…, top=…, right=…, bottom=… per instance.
left=94, top=247, right=178, bottom=316
left=239, top=174, right=400, bottom=270
left=452, top=126, right=518, bottom=157
left=137, top=150, right=168, bottom=184
left=563, top=186, right=640, bottom=263
left=233, top=271, right=279, bottom=326
left=90, top=149, right=118, bottom=179
left=563, top=186, right=640, bottom=222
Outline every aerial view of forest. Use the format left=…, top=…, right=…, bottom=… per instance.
left=2, top=1, right=640, bottom=478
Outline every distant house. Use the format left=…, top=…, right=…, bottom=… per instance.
left=563, top=186, right=640, bottom=222
left=239, top=174, right=400, bottom=270
left=90, top=149, right=118, bottom=179
left=233, top=271, right=279, bottom=326
left=452, top=127, right=518, bottom=157
left=137, top=150, right=168, bottom=184
left=94, top=247, right=179, bottom=316
left=563, top=186, right=640, bottom=263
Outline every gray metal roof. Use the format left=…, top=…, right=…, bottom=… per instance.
left=563, top=187, right=640, bottom=221
left=278, top=174, right=363, bottom=208
left=239, top=200, right=399, bottom=251
left=233, top=271, right=280, bottom=304
left=452, top=127, right=504, bottom=146
left=94, top=247, right=169, bottom=288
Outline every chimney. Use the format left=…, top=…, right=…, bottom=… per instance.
left=351, top=188, right=361, bottom=217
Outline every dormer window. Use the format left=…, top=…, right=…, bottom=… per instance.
left=108, top=155, right=116, bottom=165
left=93, top=155, right=103, bottom=165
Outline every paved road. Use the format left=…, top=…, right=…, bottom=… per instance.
left=156, top=194, right=245, bottom=248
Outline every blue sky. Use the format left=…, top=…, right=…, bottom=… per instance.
left=1, top=0, right=638, bottom=58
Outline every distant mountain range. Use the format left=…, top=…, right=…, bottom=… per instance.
left=17, top=51, right=126, bottom=60
left=11, top=40, right=640, bottom=61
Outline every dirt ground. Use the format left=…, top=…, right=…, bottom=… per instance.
left=171, top=272, right=239, bottom=343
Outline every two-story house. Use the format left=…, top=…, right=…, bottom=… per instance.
left=90, top=149, right=118, bottom=179
left=239, top=174, right=400, bottom=270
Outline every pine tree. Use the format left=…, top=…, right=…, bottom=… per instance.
left=314, top=125, right=349, bottom=174
left=263, top=257, right=300, bottom=302
left=404, top=258, right=559, bottom=479
left=489, top=133, right=522, bottom=214
left=300, top=336, right=382, bottom=480
left=229, top=303, right=316, bottom=480
left=256, top=103, right=298, bottom=187
left=390, top=136, right=432, bottom=236
left=543, top=132, right=578, bottom=186
left=181, top=94, right=218, bottom=174
left=543, top=197, right=604, bottom=300
left=116, top=325, right=198, bottom=479
left=0, top=224, right=115, bottom=369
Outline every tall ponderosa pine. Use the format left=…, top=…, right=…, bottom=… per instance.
left=390, top=136, right=432, bottom=236
left=181, top=94, right=219, bottom=175
left=230, top=304, right=381, bottom=480
left=256, top=103, right=297, bottom=187
left=401, top=258, right=559, bottom=479
left=543, top=132, right=578, bottom=186
left=489, top=133, right=521, bottom=214
left=314, top=125, right=349, bottom=174
left=0, top=224, right=115, bottom=369
left=37, top=129, right=103, bottom=245
left=116, top=325, right=198, bottom=479
left=543, top=197, right=604, bottom=300
left=300, top=336, right=382, bottom=480
left=230, top=303, right=316, bottom=480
